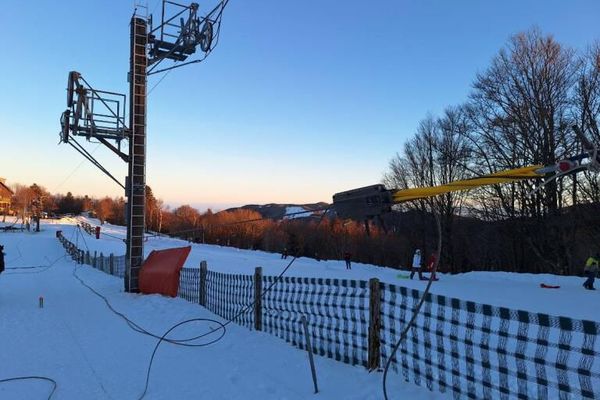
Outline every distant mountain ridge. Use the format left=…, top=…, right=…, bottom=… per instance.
left=225, top=202, right=331, bottom=220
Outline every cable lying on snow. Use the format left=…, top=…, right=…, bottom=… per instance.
left=68, top=223, right=303, bottom=399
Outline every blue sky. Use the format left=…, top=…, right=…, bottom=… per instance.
left=0, top=0, right=599, bottom=210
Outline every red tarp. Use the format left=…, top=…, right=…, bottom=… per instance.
left=139, top=246, right=191, bottom=297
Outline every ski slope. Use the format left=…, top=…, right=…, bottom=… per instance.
left=0, top=219, right=444, bottom=400
left=60, top=216, right=599, bottom=321
left=1, top=217, right=597, bottom=399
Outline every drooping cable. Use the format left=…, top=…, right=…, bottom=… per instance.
left=99, top=231, right=127, bottom=242
left=382, top=203, right=441, bottom=400
left=77, top=224, right=90, bottom=251
left=0, top=376, right=57, bottom=400
left=0, top=249, right=64, bottom=397
left=66, top=138, right=125, bottom=189
left=4, top=239, right=23, bottom=264
left=147, top=70, right=172, bottom=95
left=139, top=206, right=330, bottom=398
left=145, top=206, right=331, bottom=239
left=61, top=205, right=330, bottom=399
left=138, top=255, right=300, bottom=399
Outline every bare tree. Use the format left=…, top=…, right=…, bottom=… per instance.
left=11, top=184, right=34, bottom=223
left=571, top=42, right=600, bottom=203
left=94, top=197, right=114, bottom=224
left=467, top=28, right=576, bottom=218
left=384, top=107, right=472, bottom=271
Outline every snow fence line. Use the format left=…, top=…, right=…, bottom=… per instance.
left=57, top=230, right=126, bottom=277
left=57, top=232, right=600, bottom=400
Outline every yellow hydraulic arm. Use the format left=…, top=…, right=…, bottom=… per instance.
left=392, top=165, right=543, bottom=203
left=332, top=132, right=598, bottom=223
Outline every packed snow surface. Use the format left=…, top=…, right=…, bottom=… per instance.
left=0, top=218, right=444, bottom=399
left=0, top=217, right=597, bottom=399
left=61, top=216, right=599, bottom=320
left=283, top=206, right=310, bottom=219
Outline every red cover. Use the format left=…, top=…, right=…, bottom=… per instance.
left=139, top=246, right=191, bottom=297
left=540, top=283, right=560, bottom=289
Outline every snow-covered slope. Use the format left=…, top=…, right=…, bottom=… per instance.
left=58, top=216, right=600, bottom=321
left=0, top=220, right=445, bottom=400
left=2, top=217, right=598, bottom=399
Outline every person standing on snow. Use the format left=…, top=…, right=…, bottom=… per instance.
left=344, top=252, right=352, bottom=270
left=410, top=249, right=422, bottom=280
left=583, top=253, right=600, bottom=290
left=427, top=252, right=438, bottom=280
left=0, top=245, right=5, bottom=274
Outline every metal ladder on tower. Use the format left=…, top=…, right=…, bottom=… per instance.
left=126, top=16, right=148, bottom=292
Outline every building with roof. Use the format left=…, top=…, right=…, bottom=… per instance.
left=0, top=178, right=13, bottom=215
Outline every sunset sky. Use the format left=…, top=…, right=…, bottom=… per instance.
left=1, top=0, right=599, bottom=210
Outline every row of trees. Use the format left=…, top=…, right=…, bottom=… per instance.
left=9, top=184, right=146, bottom=228
left=9, top=182, right=398, bottom=266
left=10, top=184, right=93, bottom=218
left=383, top=29, right=600, bottom=274
left=14, top=174, right=599, bottom=274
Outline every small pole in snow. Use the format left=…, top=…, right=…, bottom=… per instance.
left=39, top=296, right=44, bottom=308
left=301, top=315, right=319, bottom=394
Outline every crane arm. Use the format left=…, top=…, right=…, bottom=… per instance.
left=332, top=141, right=599, bottom=222
left=392, top=165, right=543, bottom=203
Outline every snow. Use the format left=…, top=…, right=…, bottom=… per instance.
left=0, top=219, right=446, bottom=399
left=283, top=206, right=309, bottom=219
left=2, top=217, right=599, bottom=399
left=62, top=216, right=600, bottom=321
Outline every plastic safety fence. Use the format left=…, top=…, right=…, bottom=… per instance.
left=88, top=254, right=126, bottom=278
left=178, top=267, right=200, bottom=303
left=96, top=254, right=110, bottom=274
left=79, top=221, right=96, bottom=236
left=262, top=276, right=369, bottom=367
left=379, top=283, right=600, bottom=400
left=205, top=270, right=254, bottom=329
left=112, top=255, right=126, bottom=278
left=56, top=231, right=125, bottom=278
left=57, top=232, right=80, bottom=261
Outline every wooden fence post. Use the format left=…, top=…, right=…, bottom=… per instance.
left=254, top=267, right=263, bottom=331
left=109, top=254, right=114, bottom=275
left=93, top=251, right=97, bottom=269
left=199, top=261, right=207, bottom=306
left=368, top=278, right=381, bottom=371
left=86, top=250, right=90, bottom=265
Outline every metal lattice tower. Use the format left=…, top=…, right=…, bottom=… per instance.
left=125, top=17, right=148, bottom=292
left=59, top=1, right=226, bottom=293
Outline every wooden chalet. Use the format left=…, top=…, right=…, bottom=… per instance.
left=0, top=178, right=13, bottom=214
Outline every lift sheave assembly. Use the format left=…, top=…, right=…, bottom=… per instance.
left=58, top=0, right=229, bottom=292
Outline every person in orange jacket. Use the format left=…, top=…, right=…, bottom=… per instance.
left=427, top=253, right=437, bottom=278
